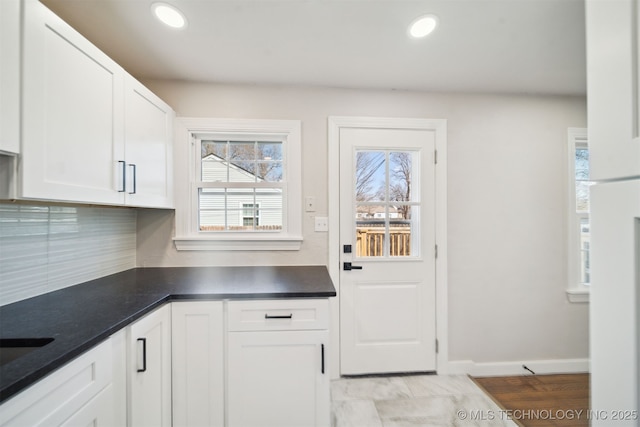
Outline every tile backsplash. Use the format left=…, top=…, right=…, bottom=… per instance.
left=0, top=203, right=136, bottom=306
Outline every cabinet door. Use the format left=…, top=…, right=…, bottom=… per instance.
left=172, top=302, right=224, bottom=427
left=124, top=75, right=174, bottom=208
left=129, top=305, right=172, bottom=427
left=0, top=0, right=20, bottom=155
left=586, top=0, right=640, bottom=180
left=21, top=0, right=125, bottom=204
left=227, top=330, right=330, bottom=427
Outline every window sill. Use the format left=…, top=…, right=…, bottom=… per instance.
left=566, top=287, right=590, bottom=303
left=173, top=235, right=303, bottom=251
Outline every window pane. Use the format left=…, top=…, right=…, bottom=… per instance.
left=389, top=152, right=414, bottom=203
left=356, top=204, right=386, bottom=257
left=199, top=188, right=226, bottom=231
left=255, top=188, right=282, bottom=230
left=580, top=218, right=590, bottom=284
left=575, top=148, right=589, bottom=181
left=576, top=181, right=590, bottom=212
left=575, top=147, right=590, bottom=213
left=201, top=141, right=228, bottom=182
left=256, top=162, right=283, bottom=182
left=201, top=141, right=227, bottom=159
left=257, top=142, right=283, bottom=161
left=389, top=207, right=413, bottom=257
left=356, top=151, right=385, bottom=202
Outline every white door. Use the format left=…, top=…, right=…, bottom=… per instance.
left=339, top=126, right=437, bottom=375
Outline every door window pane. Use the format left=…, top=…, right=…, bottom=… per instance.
left=390, top=205, right=416, bottom=257
left=356, top=205, right=386, bottom=257
left=354, top=150, right=419, bottom=258
left=389, top=152, right=414, bottom=203
left=355, top=151, right=385, bottom=202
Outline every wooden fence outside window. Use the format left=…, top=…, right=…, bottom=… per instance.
left=356, top=223, right=412, bottom=257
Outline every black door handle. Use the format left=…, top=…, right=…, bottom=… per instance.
left=343, top=262, right=363, bottom=271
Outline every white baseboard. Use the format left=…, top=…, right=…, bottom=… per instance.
left=443, top=358, right=590, bottom=376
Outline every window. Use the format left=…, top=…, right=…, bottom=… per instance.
left=198, top=139, right=282, bottom=232
left=567, top=128, right=590, bottom=302
left=173, top=118, right=302, bottom=251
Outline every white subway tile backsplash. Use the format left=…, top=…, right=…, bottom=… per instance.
left=0, top=203, right=137, bottom=306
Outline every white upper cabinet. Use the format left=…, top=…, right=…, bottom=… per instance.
left=124, top=76, right=174, bottom=208
left=21, top=0, right=125, bottom=204
left=0, top=0, right=21, bottom=155
left=15, top=0, right=174, bottom=207
left=586, top=0, right=640, bottom=181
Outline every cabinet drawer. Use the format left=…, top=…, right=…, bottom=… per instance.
left=0, top=338, right=112, bottom=427
left=227, top=299, right=329, bottom=332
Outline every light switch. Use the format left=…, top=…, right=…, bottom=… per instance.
left=314, top=216, right=328, bottom=232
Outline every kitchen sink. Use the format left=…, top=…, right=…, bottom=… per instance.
left=0, top=338, right=54, bottom=366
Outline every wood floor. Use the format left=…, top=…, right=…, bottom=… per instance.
left=471, top=374, right=590, bottom=427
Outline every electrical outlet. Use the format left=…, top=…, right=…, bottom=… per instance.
left=305, top=196, right=316, bottom=212
left=314, top=216, right=328, bottom=232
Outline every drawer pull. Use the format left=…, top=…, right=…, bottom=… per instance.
left=264, top=314, right=293, bottom=319
left=321, top=344, right=325, bottom=374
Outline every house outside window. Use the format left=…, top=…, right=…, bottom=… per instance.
left=242, top=203, right=260, bottom=228
left=173, top=118, right=302, bottom=251
left=198, top=140, right=282, bottom=232
left=567, top=128, right=590, bottom=302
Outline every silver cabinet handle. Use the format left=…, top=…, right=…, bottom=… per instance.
left=128, top=164, right=137, bottom=194
left=118, top=161, right=126, bottom=192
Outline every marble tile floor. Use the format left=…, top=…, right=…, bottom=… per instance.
left=331, top=374, right=519, bottom=427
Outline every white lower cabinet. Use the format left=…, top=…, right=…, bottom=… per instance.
left=1, top=298, right=330, bottom=426
left=0, top=336, right=117, bottom=427
left=128, top=304, right=172, bottom=427
left=227, top=330, right=330, bottom=427
left=226, top=299, right=330, bottom=427
left=172, top=301, right=225, bottom=427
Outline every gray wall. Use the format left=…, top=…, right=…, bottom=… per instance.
left=136, top=80, right=589, bottom=367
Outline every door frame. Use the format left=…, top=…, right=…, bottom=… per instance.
left=327, top=116, right=449, bottom=378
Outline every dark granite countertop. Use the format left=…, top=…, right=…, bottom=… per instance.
left=0, top=266, right=336, bottom=403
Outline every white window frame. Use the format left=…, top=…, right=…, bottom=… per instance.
left=173, top=118, right=302, bottom=251
left=567, top=128, right=590, bottom=302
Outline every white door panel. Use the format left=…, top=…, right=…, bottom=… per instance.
left=339, top=125, right=437, bottom=375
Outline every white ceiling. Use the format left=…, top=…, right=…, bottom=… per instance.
left=41, top=0, right=587, bottom=95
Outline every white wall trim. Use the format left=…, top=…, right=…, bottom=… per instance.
left=327, top=116, right=448, bottom=378
left=446, top=358, right=590, bottom=377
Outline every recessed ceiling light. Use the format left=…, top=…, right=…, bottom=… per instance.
left=408, top=15, right=438, bottom=39
left=151, top=2, right=187, bottom=29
